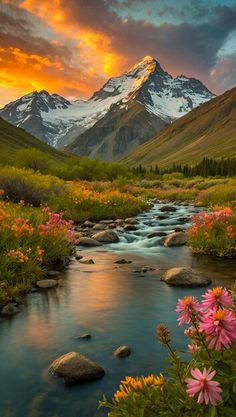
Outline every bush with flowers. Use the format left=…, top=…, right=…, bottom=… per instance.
left=100, top=287, right=236, bottom=417
left=0, top=197, right=75, bottom=304
left=188, top=207, right=236, bottom=258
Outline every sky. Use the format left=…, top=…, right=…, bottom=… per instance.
left=0, top=0, right=236, bottom=107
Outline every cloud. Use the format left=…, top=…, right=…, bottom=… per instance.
left=0, top=0, right=236, bottom=106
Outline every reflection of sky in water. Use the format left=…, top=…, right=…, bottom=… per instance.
left=0, top=203, right=235, bottom=417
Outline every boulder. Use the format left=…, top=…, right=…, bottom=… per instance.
left=159, top=205, right=177, bottom=212
left=92, top=230, right=119, bottom=243
left=48, top=352, right=104, bottom=385
left=114, top=345, right=131, bottom=358
left=78, top=237, right=102, bottom=247
left=163, top=231, right=187, bottom=246
left=162, top=267, right=211, bottom=287
left=36, top=279, right=58, bottom=289
left=1, top=303, right=20, bottom=315
left=79, top=259, right=95, bottom=264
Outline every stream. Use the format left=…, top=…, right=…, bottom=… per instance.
left=0, top=202, right=235, bottom=417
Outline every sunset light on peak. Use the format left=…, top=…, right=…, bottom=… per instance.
left=0, top=0, right=236, bottom=106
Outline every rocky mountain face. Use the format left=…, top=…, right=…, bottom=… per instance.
left=123, top=87, right=236, bottom=168
left=0, top=56, right=215, bottom=157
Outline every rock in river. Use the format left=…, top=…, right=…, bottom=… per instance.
left=114, top=345, right=131, bottom=358
left=1, top=303, right=20, bottom=315
left=79, top=259, right=95, bottom=264
left=92, top=230, right=119, bottom=243
left=36, top=279, right=58, bottom=289
left=159, top=205, right=176, bottom=212
left=49, top=352, right=105, bottom=385
left=78, top=237, right=102, bottom=247
left=163, top=231, right=187, bottom=246
left=162, top=267, right=211, bottom=287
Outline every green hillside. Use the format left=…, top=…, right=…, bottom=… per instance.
left=0, top=117, right=67, bottom=164
left=123, top=87, right=236, bottom=168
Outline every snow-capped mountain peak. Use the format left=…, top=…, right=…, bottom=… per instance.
left=0, top=56, right=216, bottom=148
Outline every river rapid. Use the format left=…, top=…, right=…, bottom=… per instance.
left=0, top=202, right=235, bottom=417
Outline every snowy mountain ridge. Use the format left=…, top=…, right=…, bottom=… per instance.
left=0, top=56, right=215, bottom=147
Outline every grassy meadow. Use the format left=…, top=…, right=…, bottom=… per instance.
left=0, top=148, right=235, bottom=305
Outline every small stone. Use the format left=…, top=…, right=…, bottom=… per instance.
left=114, top=259, right=132, bottom=264
left=147, top=231, right=167, bottom=238
left=93, top=223, right=106, bottom=231
left=1, top=303, right=20, bottom=315
left=47, top=270, right=61, bottom=277
left=114, top=345, right=131, bottom=358
left=79, top=259, right=95, bottom=264
left=77, top=333, right=92, bottom=340
left=36, top=279, right=58, bottom=289
left=75, top=253, right=83, bottom=260
left=123, top=224, right=137, bottom=231
left=78, top=237, right=102, bottom=247
left=159, top=205, right=177, bottom=212
left=83, top=221, right=95, bottom=228
left=125, top=218, right=136, bottom=224
left=100, top=220, right=114, bottom=224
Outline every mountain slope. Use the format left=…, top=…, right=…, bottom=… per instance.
left=0, top=117, right=66, bottom=164
left=67, top=56, right=214, bottom=160
left=123, top=87, right=236, bottom=167
left=0, top=56, right=214, bottom=155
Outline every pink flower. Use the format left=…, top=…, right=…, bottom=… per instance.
left=186, top=368, right=222, bottom=405
left=202, top=287, right=233, bottom=310
left=188, top=344, right=199, bottom=354
left=200, top=309, right=236, bottom=350
left=176, top=296, right=200, bottom=325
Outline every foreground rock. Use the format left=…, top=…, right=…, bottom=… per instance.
left=36, top=279, right=58, bottom=289
left=163, top=231, right=187, bottom=246
left=114, top=345, right=131, bottom=358
left=114, top=259, right=132, bottom=264
left=1, top=303, right=20, bottom=315
left=49, top=352, right=104, bottom=385
left=162, top=267, right=211, bottom=287
left=78, top=237, right=102, bottom=247
left=92, top=230, right=119, bottom=243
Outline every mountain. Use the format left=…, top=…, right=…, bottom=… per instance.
left=0, top=117, right=66, bottom=164
left=123, top=87, right=236, bottom=168
left=67, top=56, right=215, bottom=160
left=0, top=56, right=215, bottom=157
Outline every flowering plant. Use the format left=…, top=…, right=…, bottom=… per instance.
left=188, top=207, right=236, bottom=258
left=100, top=287, right=236, bottom=416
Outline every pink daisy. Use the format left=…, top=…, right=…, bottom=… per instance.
left=187, top=344, right=199, bottom=354
left=176, top=296, right=200, bottom=325
left=186, top=368, right=222, bottom=405
left=202, top=287, right=233, bottom=310
left=200, top=309, right=236, bottom=350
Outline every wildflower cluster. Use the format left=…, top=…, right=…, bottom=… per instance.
left=188, top=206, right=236, bottom=258
left=0, top=200, right=74, bottom=302
left=101, top=287, right=236, bottom=417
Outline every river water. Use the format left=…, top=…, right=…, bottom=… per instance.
left=0, top=203, right=235, bottom=417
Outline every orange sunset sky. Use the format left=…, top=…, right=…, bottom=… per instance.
left=0, top=0, right=236, bottom=107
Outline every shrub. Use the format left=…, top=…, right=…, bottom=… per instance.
left=188, top=207, right=236, bottom=258
left=197, top=183, right=236, bottom=206
left=15, top=148, right=52, bottom=173
left=100, top=287, right=236, bottom=417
